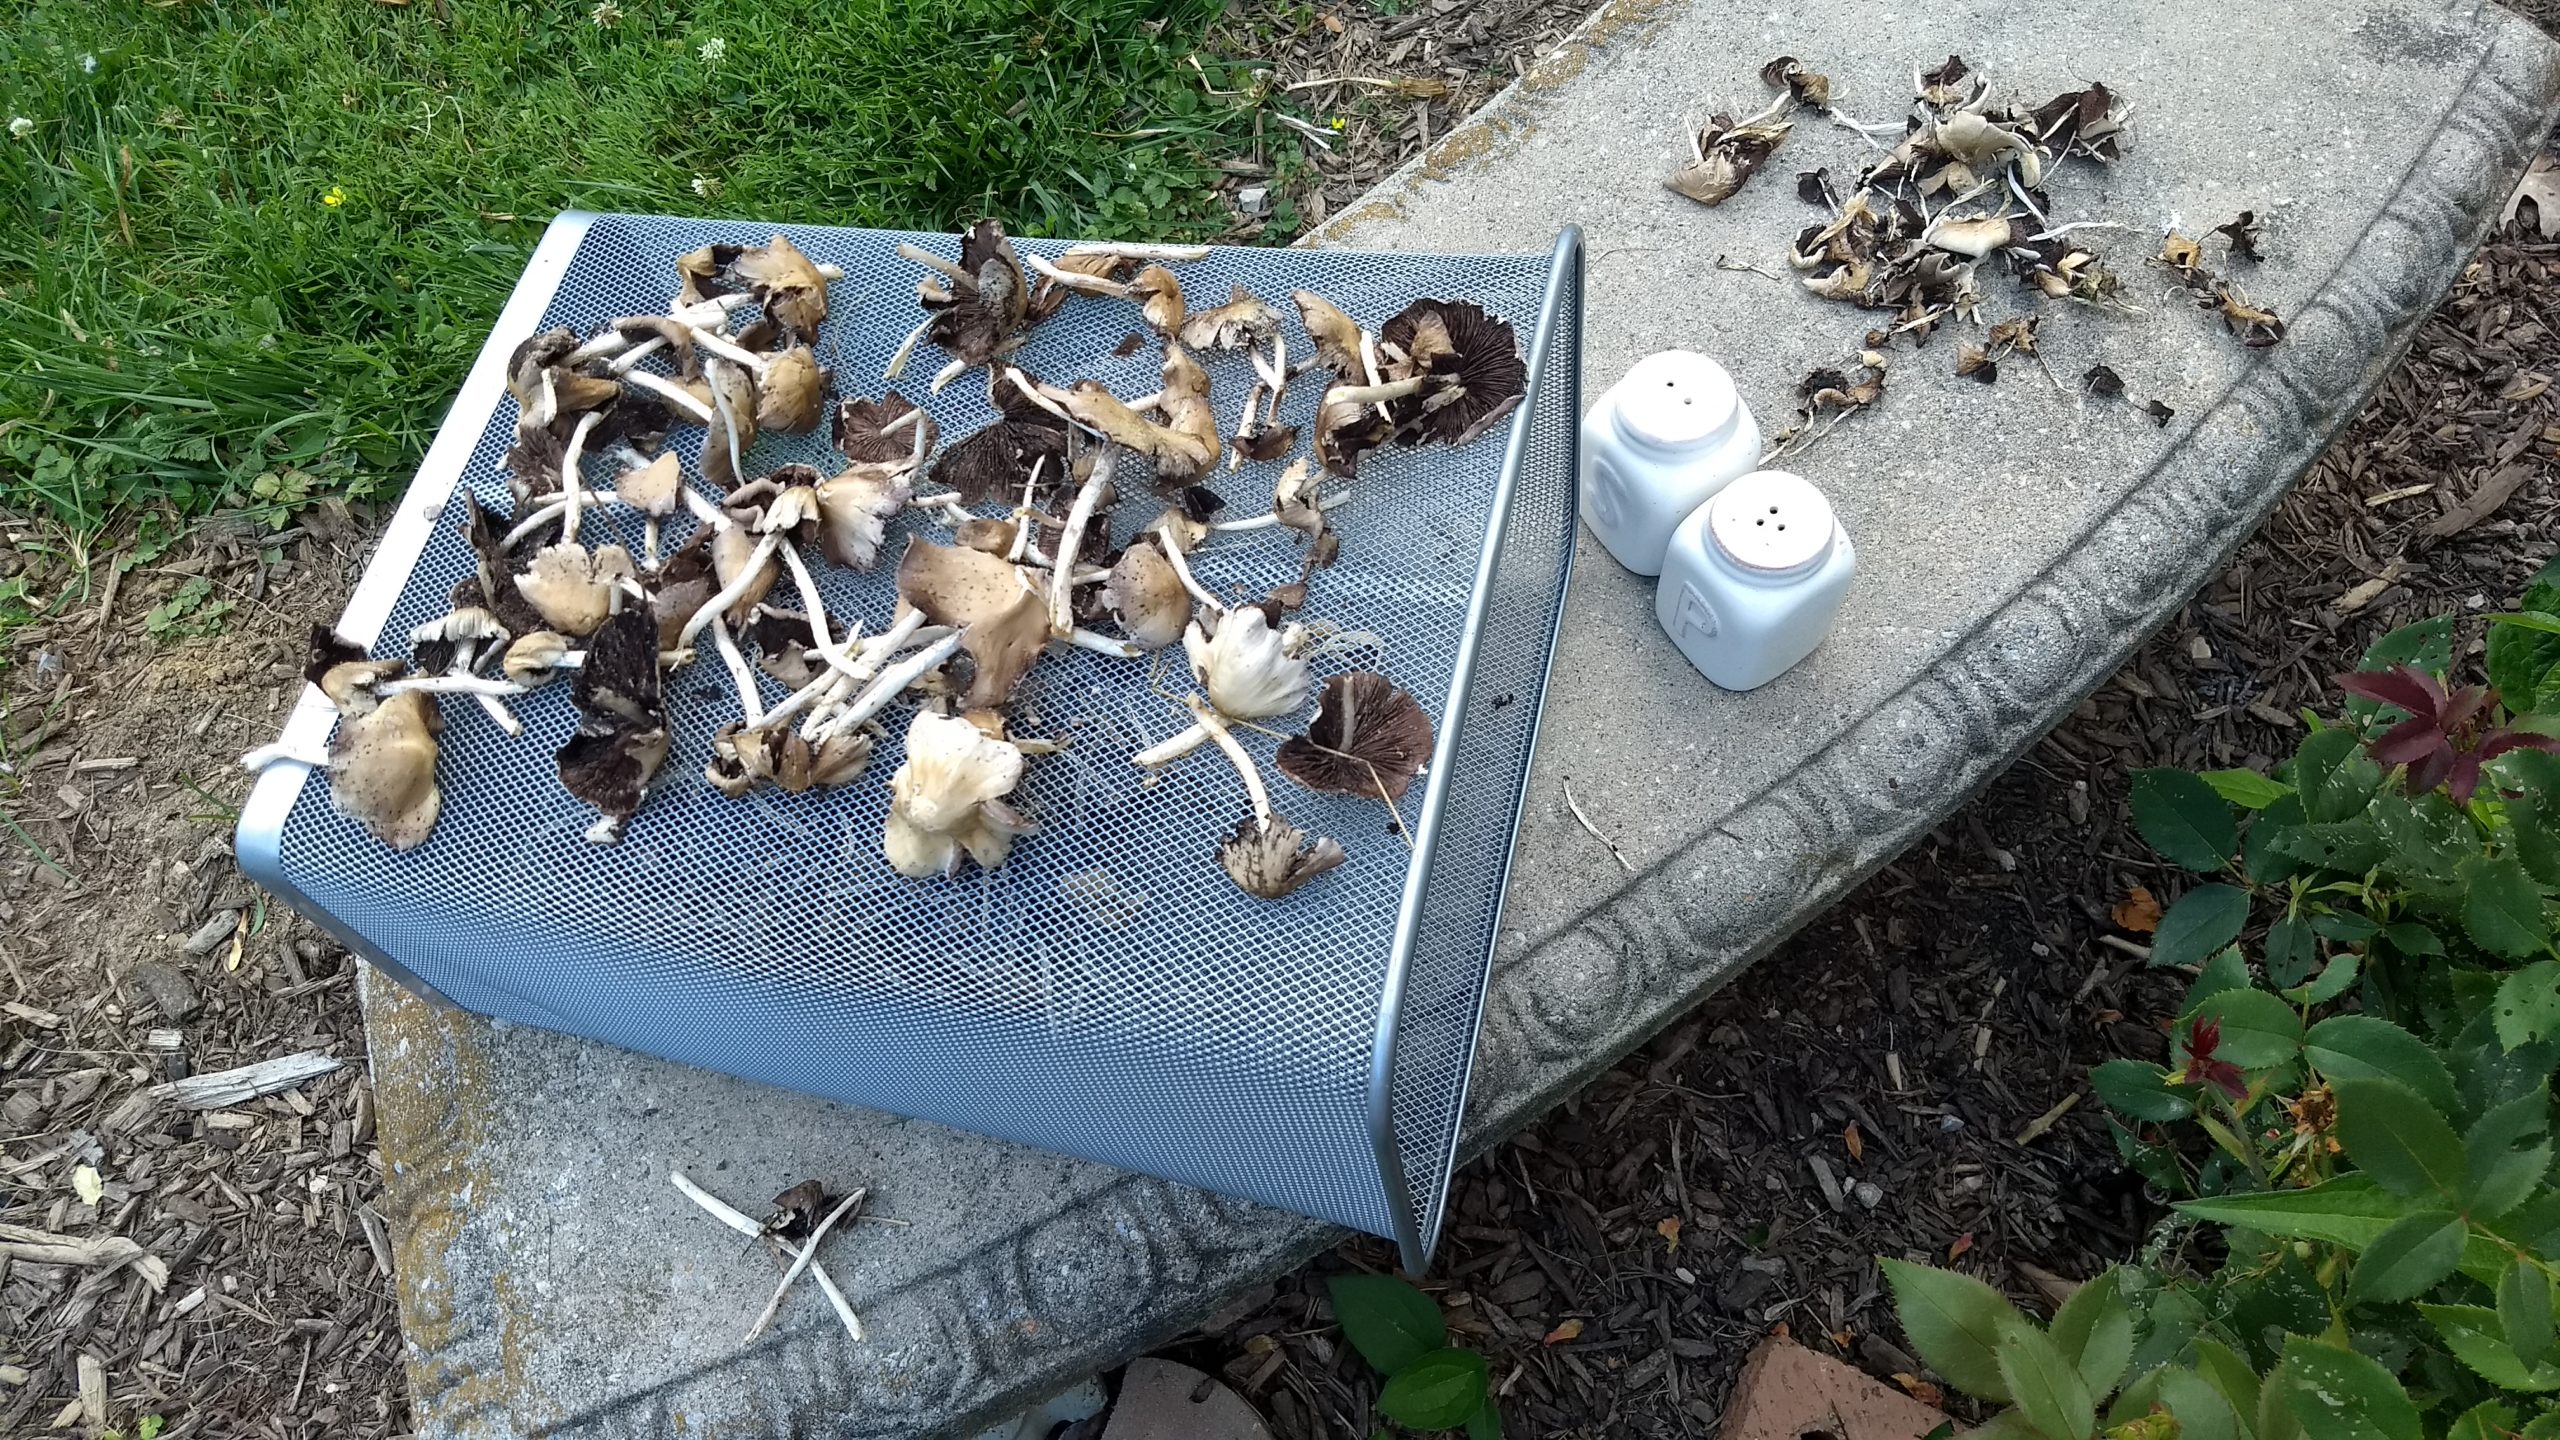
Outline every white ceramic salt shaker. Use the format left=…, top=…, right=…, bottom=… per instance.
left=1655, top=469, right=1856, bottom=692
left=1578, top=351, right=1762, bottom=576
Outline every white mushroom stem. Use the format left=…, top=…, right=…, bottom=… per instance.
left=559, top=411, right=602, bottom=545
left=743, top=1187, right=867, bottom=1342
left=706, top=358, right=749, bottom=483
left=907, top=491, right=973, bottom=527
left=679, top=534, right=782, bottom=646
left=1186, top=696, right=1272, bottom=830
left=884, top=316, right=933, bottom=380
left=1132, top=724, right=1210, bottom=769
left=707, top=618, right=766, bottom=727
left=1019, top=251, right=1133, bottom=297
left=779, top=615, right=950, bottom=739
left=1254, top=333, right=1289, bottom=397
left=1005, top=458, right=1047, bottom=564
left=775, top=541, right=855, bottom=671
left=1155, top=522, right=1222, bottom=612
left=377, top=674, right=535, bottom=699
left=1231, top=380, right=1265, bottom=472
left=809, top=630, right=965, bottom=742
left=1327, top=376, right=1431, bottom=408
left=1061, top=241, right=1210, bottom=261
left=882, top=405, right=925, bottom=434
left=1058, top=628, right=1140, bottom=659
left=930, top=356, right=969, bottom=393
left=448, top=635, right=525, bottom=737
left=241, top=740, right=330, bottom=771
left=682, top=325, right=775, bottom=373
left=1357, top=333, right=1399, bottom=424
left=895, top=243, right=975, bottom=286
left=670, top=1173, right=863, bottom=1344
left=682, top=486, right=728, bottom=528
left=1000, top=368, right=1078, bottom=427
left=620, top=370, right=716, bottom=424
left=1212, top=490, right=1354, bottom=532
left=1048, top=448, right=1115, bottom=638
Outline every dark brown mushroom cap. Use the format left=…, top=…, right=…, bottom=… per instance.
left=745, top=604, right=816, bottom=686
left=989, top=368, right=1058, bottom=425
left=456, top=493, right=549, bottom=638
left=558, top=607, right=669, bottom=824
left=590, top=390, right=676, bottom=456
left=1378, top=299, right=1526, bottom=446
left=506, top=328, right=579, bottom=407
left=303, top=626, right=372, bottom=690
left=1275, top=672, right=1434, bottom=802
left=1216, top=816, right=1347, bottom=900
left=832, top=392, right=937, bottom=465
left=1233, top=424, right=1299, bottom=463
left=503, top=414, right=569, bottom=504
left=649, top=529, right=717, bottom=652
left=934, top=417, right=1068, bottom=506
left=928, top=304, right=1009, bottom=367
left=958, top=220, right=1028, bottom=330
left=1313, top=388, right=1394, bottom=479
left=894, top=539, right=1049, bottom=709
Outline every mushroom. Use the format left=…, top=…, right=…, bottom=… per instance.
left=1274, top=672, right=1433, bottom=802
left=502, top=630, right=580, bottom=689
left=614, top=451, right=686, bottom=570
left=1040, top=367, right=1217, bottom=484
left=408, top=605, right=522, bottom=735
left=1177, top=285, right=1282, bottom=353
left=1312, top=378, right=1417, bottom=478
left=882, top=710, right=1035, bottom=878
left=708, top=517, right=781, bottom=628
left=1928, top=214, right=2020, bottom=258
left=1184, top=605, right=1310, bottom=720
left=1101, top=537, right=1188, bottom=651
left=1668, top=97, right=1794, bottom=207
left=699, top=357, right=760, bottom=492
left=899, top=221, right=1034, bottom=386
left=650, top=529, right=719, bottom=652
left=752, top=345, right=830, bottom=434
left=707, top=721, right=873, bottom=797
left=1378, top=299, right=1526, bottom=446
left=456, top=493, right=547, bottom=639
left=1292, top=290, right=1367, bottom=379
left=302, top=628, right=444, bottom=850
left=815, top=462, right=913, bottom=571
left=1184, top=696, right=1345, bottom=901
left=678, top=234, right=832, bottom=343
left=516, top=542, right=639, bottom=637
left=833, top=392, right=939, bottom=466
left=1270, top=458, right=1340, bottom=580
left=556, top=606, right=669, bottom=844
left=1126, top=265, right=1186, bottom=337
left=934, top=416, right=1068, bottom=506
left=894, top=538, right=1051, bottom=710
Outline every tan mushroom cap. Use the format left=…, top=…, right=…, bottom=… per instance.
left=502, top=630, right=576, bottom=688
left=615, top=451, right=685, bottom=518
left=699, top=360, right=760, bottom=492
left=883, top=710, right=1034, bottom=877
left=894, top=539, right=1049, bottom=710
left=710, top=524, right=778, bottom=625
left=1127, top=265, right=1185, bottom=336
left=815, top=462, right=912, bottom=571
left=753, top=346, right=830, bottom=433
left=1216, top=815, right=1346, bottom=899
left=329, top=691, right=442, bottom=850
left=1176, top=285, right=1281, bottom=352
left=1291, top=290, right=1365, bottom=377
left=517, top=542, right=638, bottom=637
left=1102, top=538, right=1188, bottom=651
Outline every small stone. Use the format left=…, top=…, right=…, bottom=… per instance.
left=182, top=911, right=238, bottom=956
left=1937, top=1114, right=1965, bottom=1133
left=121, top=960, right=200, bottom=1021
left=1102, top=1358, right=1270, bottom=1440
left=1236, top=185, right=1271, bottom=218
left=1852, top=1180, right=1884, bottom=1209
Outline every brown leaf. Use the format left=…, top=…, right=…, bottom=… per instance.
left=2112, top=885, right=2162, bottom=934
left=2504, top=155, right=2559, bottom=239
left=1947, top=1232, right=1974, bottom=1261
left=1843, top=1121, right=1864, bottom=1163
left=1319, top=11, right=1344, bottom=32
left=1656, top=1215, right=1682, bottom=1254
left=1542, top=1318, right=1585, bottom=1346
left=1894, top=1373, right=1946, bottom=1407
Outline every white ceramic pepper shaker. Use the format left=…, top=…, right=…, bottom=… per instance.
left=1578, top=351, right=1762, bottom=576
left=1655, top=469, right=1856, bottom=691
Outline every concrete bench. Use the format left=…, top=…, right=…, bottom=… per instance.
left=356, top=1, right=2560, bottom=1434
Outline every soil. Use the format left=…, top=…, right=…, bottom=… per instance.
left=2, top=4, right=2554, bottom=1436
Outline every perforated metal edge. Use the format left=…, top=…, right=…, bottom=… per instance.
left=234, top=211, right=600, bottom=1003
left=1371, top=227, right=1584, bottom=1274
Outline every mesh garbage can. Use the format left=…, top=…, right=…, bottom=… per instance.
left=237, top=212, right=1583, bottom=1270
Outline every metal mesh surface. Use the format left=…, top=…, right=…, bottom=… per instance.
left=254, top=213, right=1578, bottom=1258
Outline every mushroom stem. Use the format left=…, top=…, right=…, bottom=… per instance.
left=1018, top=251, right=1133, bottom=297
left=502, top=496, right=578, bottom=549
left=883, top=316, right=933, bottom=380
left=742, top=1187, right=867, bottom=1343
left=881, top=405, right=925, bottom=435
left=1155, top=521, right=1222, bottom=613
left=707, top=617, right=767, bottom=727
left=683, top=325, right=774, bottom=374
left=1005, top=459, right=1046, bottom=563
left=376, top=673, right=533, bottom=699
left=775, top=541, right=853, bottom=668
left=1061, top=241, right=1211, bottom=262
left=1230, top=380, right=1265, bottom=472
left=620, top=370, right=717, bottom=424
left=681, top=486, right=728, bottom=528
left=2006, top=170, right=2050, bottom=231
left=1327, top=376, right=1431, bottom=407
left=894, top=242, right=975, bottom=287
left=240, top=740, right=330, bottom=771
left=1185, top=696, right=1272, bottom=830
left=679, top=534, right=782, bottom=646
left=809, top=630, right=965, bottom=742
left=705, top=357, right=749, bottom=485
left=1132, top=723, right=1210, bottom=769
left=643, top=516, right=663, bottom=572
left=1261, top=335, right=1290, bottom=424
left=1048, top=447, right=1115, bottom=638
left=930, top=356, right=969, bottom=393
left=559, top=411, right=603, bottom=545
left=1357, top=333, right=1399, bottom=424
left=1212, top=490, right=1353, bottom=532
left=1000, top=367, right=1079, bottom=428
left=447, top=634, right=526, bottom=737
left=1058, top=628, right=1141, bottom=659
left=907, top=491, right=974, bottom=526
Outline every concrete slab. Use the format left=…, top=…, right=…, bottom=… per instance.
left=358, top=2, right=2560, bottom=1436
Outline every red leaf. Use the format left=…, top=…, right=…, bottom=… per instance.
left=2408, top=748, right=2456, bottom=797
left=2369, top=715, right=2449, bottom=767
left=2442, top=684, right=2493, bottom=733
left=2334, top=664, right=2445, bottom=719
left=2448, top=754, right=2487, bottom=806
left=2483, top=730, right=2560, bottom=763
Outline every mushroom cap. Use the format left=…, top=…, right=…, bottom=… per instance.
left=1176, top=285, right=1282, bottom=352
left=651, top=529, right=718, bottom=651
left=1216, top=816, right=1346, bottom=900
left=517, top=542, right=637, bottom=638
left=610, top=316, right=699, bottom=381
left=954, top=517, right=1018, bottom=555
left=832, top=392, right=938, bottom=467
left=729, top=467, right=826, bottom=538
left=1378, top=299, right=1526, bottom=446
left=959, top=219, right=1028, bottom=330
left=1313, top=385, right=1394, bottom=479
left=1128, top=266, right=1186, bottom=335
left=753, top=347, right=830, bottom=434
left=328, top=690, right=443, bottom=850
left=502, top=630, right=575, bottom=687
left=935, top=417, right=1069, bottom=507
left=613, top=451, right=684, bottom=518
left=894, top=539, right=1049, bottom=709
left=1928, top=215, right=2018, bottom=258
left=730, top=233, right=830, bottom=342
left=814, top=463, right=912, bottom=570
left=712, top=721, right=873, bottom=796
left=1101, top=538, right=1188, bottom=651
left=1291, top=291, right=1366, bottom=377
left=1232, top=424, right=1299, bottom=463
left=506, top=328, right=579, bottom=407
left=1184, top=607, right=1311, bottom=719
left=710, top=523, right=779, bottom=626
left=884, top=710, right=1031, bottom=876
left=552, top=368, right=623, bottom=417
left=558, top=607, right=669, bottom=827
left=456, top=493, right=548, bottom=638
left=1274, top=672, right=1434, bottom=802
left=698, top=359, right=761, bottom=492
left=927, top=304, right=1010, bottom=367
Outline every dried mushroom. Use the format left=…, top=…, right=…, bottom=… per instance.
left=1275, top=672, right=1434, bottom=802
left=517, top=542, right=638, bottom=638
left=1178, top=285, right=1282, bottom=353
left=1668, top=98, right=1794, bottom=207
left=882, top=711, right=1034, bottom=877
left=833, top=392, right=938, bottom=465
left=1185, top=697, right=1344, bottom=902
left=1185, top=606, right=1310, bottom=720
left=895, top=538, right=1050, bottom=709
left=678, top=233, right=831, bottom=343
left=1378, top=299, right=1526, bottom=446
left=1102, top=537, right=1188, bottom=651
left=556, top=606, right=669, bottom=844
left=1759, top=55, right=1832, bottom=112
left=303, top=628, right=443, bottom=850
left=707, top=721, right=873, bottom=797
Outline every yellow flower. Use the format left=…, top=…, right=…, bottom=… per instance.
left=322, top=186, right=345, bottom=208
left=1327, top=117, right=1345, bottom=131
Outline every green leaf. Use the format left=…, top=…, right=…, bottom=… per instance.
left=2201, top=769, right=2292, bottom=810
left=2257, top=1357, right=2304, bottom=1440
left=2463, top=853, right=2551, bottom=961
left=2132, top=770, right=2241, bottom=870
left=2093, top=1060, right=2194, bottom=1123
left=2311, top=911, right=2381, bottom=943
left=2157, top=1365, right=2238, bottom=1440
left=2104, top=1364, right=2165, bottom=1430
left=2448, top=1401, right=2521, bottom=1440
left=2334, top=1076, right=2469, bottom=1201
left=2466, top=1088, right=2553, bottom=1219
left=2126, top=1284, right=2206, bottom=1382
left=2344, top=1209, right=2464, bottom=1303
left=2304, top=1016, right=2460, bottom=1117
left=2263, top=915, right=2318, bottom=988
left=2277, top=1337, right=2420, bottom=1440
left=1327, top=1274, right=1445, bottom=1376
left=2502, top=1258, right=2555, bottom=1368
left=2154, top=885, right=2252, bottom=970
left=2048, top=1267, right=2131, bottom=1397
left=2191, top=1337, right=2261, bottom=1428
left=1376, top=1348, right=1489, bottom=1429
left=2381, top=922, right=2444, bottom=958
left=1463, top=1396, right=1502, bottom=1440
left=2246, top=795, right=2310, bottom=884
left=2355, top=616, right=2454, bottom=689
left=2271, top=817, right=2385, bottom=874
left=2179, top=1174, right=2413, bottom=1248
left=1879, top=1258, right=2023, bottom=1403
left=2190, top=989, right=2303, bottom=1069
left=2293, top=951, right=2360, bottom=1006
left=2529, top=1416, right=2560, bottom=1440
left=2490, top=607, right=2560, bottom=713
left=2517, top=782, right=2560, bottom=890
left=2184, top=948, right=2253, bottom=1012
left=2294, top=727, right=2381, bottom=825
left=1961, top=1412, right=2047, bottom=1440
left=1994, top=1313, right=2093, bottom=1440
left=2498, top=963, right=2560, bottom=1052
left=2420, top=1303, right=2560, bottom=1391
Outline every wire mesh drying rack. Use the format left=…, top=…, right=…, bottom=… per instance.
left=237, top=211, right=1583, bottom=1271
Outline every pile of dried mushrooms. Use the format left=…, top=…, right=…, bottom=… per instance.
left=259, top=226, right=1525, bottom=902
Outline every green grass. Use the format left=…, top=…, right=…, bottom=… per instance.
left=0, top=0, right=1271, bottom=530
